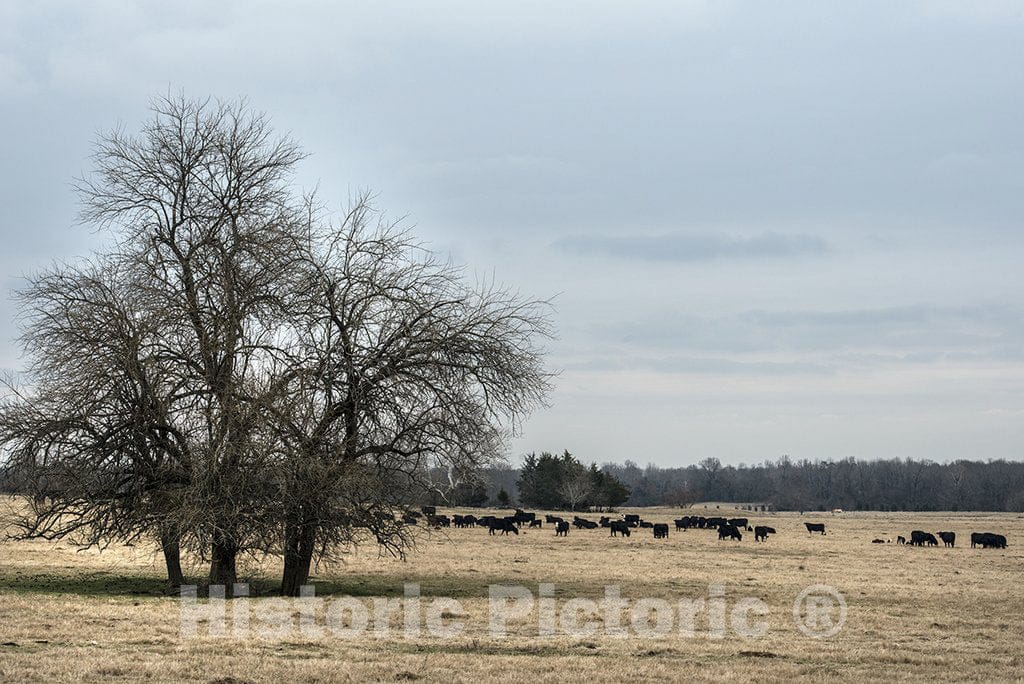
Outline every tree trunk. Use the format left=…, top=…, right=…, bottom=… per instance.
left=160, top=525, right=186, bottom=588
left=209, top=531, right=238, bottom=595
left=281, top=519, right=316, bottom=597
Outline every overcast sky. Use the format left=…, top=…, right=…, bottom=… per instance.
left=2, top=1, right=1023, bottom=466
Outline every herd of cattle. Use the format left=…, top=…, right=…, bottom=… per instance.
left=397, top=507, right=1008, bottom=549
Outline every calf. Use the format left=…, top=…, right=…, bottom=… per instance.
left=555, top=521, right=570, bottom=537
left=718, top=524, right=742, bottom=541
left=804, top=522, right=826, bottom=535
left=653, top=523, right=669, bottom=539
left=896, top=535, right=906, bottom=545
left=610, top=521, right=631, bottom=537
left=529, top=519, right=542, bottom=529
left=639, top=521, right=654, bottom=529
left=754, top=525, right=775, bottom=542
left=937, top=531, right=955, bottom=548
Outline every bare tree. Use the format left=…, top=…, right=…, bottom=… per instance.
left=1, top=95, right=552, bottom=597
left=558, top=470, right=593, bottom=512
left=0, top=259, right=192, bottom=586
left=269, top=199, right=552, bottom=594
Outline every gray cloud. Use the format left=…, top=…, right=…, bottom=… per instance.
left=2, top=2, right=1023, bottom=465
left=552, top=231, right=828, bottom=262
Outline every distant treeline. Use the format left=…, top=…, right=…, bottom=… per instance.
left=6, top=455, right=1023, bottom=513
left=479, top=457, right=1024, bottom=512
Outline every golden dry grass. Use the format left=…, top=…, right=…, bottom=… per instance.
left=1, top=503, right=1023, bottom=682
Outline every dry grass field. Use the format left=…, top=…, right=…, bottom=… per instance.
left=1, top=502, right=1023, bottom=682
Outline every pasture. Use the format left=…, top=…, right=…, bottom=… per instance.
left=1, top=504, right=1022, bottom=682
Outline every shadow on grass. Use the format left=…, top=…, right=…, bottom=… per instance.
left=0, top=568, right=619, bottom=600
left=0, top=570, right=173, bottom=597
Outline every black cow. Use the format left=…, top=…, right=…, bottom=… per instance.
left=729, top=518, right=748, bottom=529
left=610, top=520, right=631, bottom=537
left=871, top=539, right=886, bottom=544
left=804, top=522, right=826, bottom=535
left=896, top=535, right=906, bottom=545
left=573, top=516, right=598, bottom=529
left=555, top=521, right=570, bottom=536
left=938, top=531, right=955, bottom=548
left=973, top=532, right=1007, bottom=549
left=427, top=514, right=450, bottom=528
left=718, top=524, right=742, bottom=541
left=421, top=506, right=436, bottom=516
left=546, top=514, right=563, bottom=524
left=513, top=509, right=536, bottom=526
left=489, top=518, right=519, bottom=535
left=639, top=521, right=654, bottom=529
left=599, top=516, right=611, bottom=527
left=529, top=519, right=542, bottom=528
left=674, top=518, right=690, bottom=531
left=653, top=523, right=669, bottom=539
left=909, top=530, right=938, bottom=546
left=754, top=525, right=776, bottom=542
left=402, top=514, right=419, bottom=525
left=624, top=514, right=641, bottom=527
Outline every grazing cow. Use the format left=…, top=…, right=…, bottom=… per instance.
left=804, top=522, right=826, bottom=535
left=674, top=518, right=689, bottom=531
left=729, top=518, right=748, bottom=529
left=706, top=517, right=727, bottom=529
left=624, top=514, right=641, bottom=527
left=897, top=536, right=906, bottom=545
left=529, top=519, right=542, bottom=529
left=610, top=521, right=631, bottom=537
left=453, top=514, right=465, bottom=528
left=909, top=530, right=938, bottom=546
left=489, top=518, right=519, bottom=535
left=718, top=524, right=742, bottom=541
left=477, top=515, right=496, bottom=528
left=938, top=531, right=955, bottom=548
left=427, top=514, right=450, bottom=528
left=555, top=521, right=570, bottom=536
left=754, top=525, right=776, bottom=542
left=653, top=523, right=669, bottom=539
left=639, top=521, right=654, bottom=529
left=973, top=532, right=1007, bottom=549
left=421, top=506, right=436, bottom=516
left=546, top=514, right=563, bottom=524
